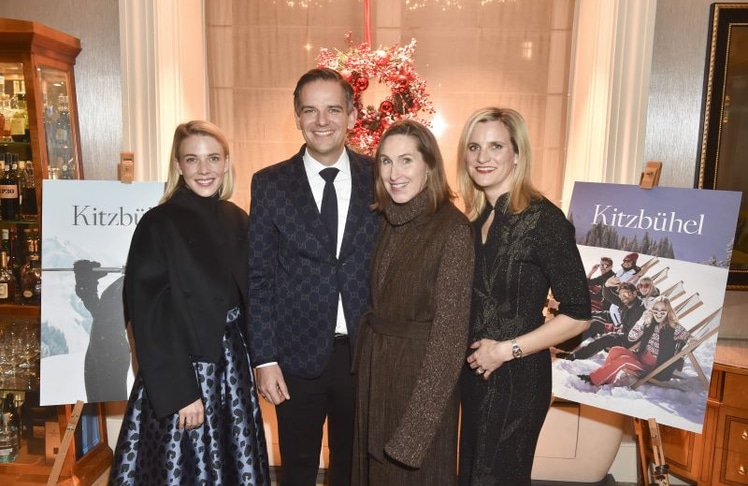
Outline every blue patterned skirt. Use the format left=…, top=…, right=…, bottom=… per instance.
left=110, top=311, right=270, bottom=485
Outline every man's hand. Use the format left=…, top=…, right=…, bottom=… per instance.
left=256, top=364, right=291, bottom=405
left=605, top=275, right=621, bottom=287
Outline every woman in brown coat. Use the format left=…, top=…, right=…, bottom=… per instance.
left=352, top=120, right=474, bottom=485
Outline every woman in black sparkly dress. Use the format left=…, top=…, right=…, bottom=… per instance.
left=456, top=108, right=591, bottom=485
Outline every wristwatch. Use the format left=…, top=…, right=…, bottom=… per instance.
left=511, top=338, right=523, bottom=359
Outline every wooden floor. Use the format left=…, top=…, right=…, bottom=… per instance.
left=92, top=468, right=109, bottom=486
left=95, top=467, right=632, bottom=485
left=266, top=469, right=623, bottom=485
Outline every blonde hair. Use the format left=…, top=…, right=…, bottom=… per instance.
left=649, top=296, right=679, bottom=327
left=160, top=120, right=234, bottom=204
left=457, top=107, right=542, bottom=221
left=636, top=277, right=659, bottom=298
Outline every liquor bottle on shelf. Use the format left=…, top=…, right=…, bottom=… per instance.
left=20, top=230, right=41, bottom=304
left=9, top=94, right=28, bottom=143
left=43, top=94, right=58, bottom=162
left=16, top=160, right=26, bottom=217
left=10, top=159, right=21, bottom=208
left=20, top=160, right=37, bottom=220
left=61, top=161, right=76, bottom=180
left=3, top=394, right=20, bottom=436
left=0, top=228, right=9, bottom=254
left=0, top=394, right=20, bottom=464
left=0, top=160, right=3, bottom=218
left=0, top=250, right=15, bottom=304
left=0, top=74, right=8, bottom=140
left=16, top=160, right=27, bottom=194
left=0, top=227, right=16, bottom=302
left=55, top=95, right=71, bottom=145
left=0, top=156, right=20, bottom=220
left=51, top=95, right=73, bottom=176
left=6, top=227, right=21, bottom=293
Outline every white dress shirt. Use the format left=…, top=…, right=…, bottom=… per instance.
left=303, top=150, right=352, bottom=336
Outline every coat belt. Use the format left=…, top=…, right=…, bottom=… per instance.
left=368, top=314, right=431, bottom=339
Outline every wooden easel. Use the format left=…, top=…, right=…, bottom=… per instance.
left=119, top=151, right=135, bottom=183
left=634, top=417, right=671, bottom=486
left=639, top=160, right=662, bottom=189
left=633, top=161, right=671, bottom=486
left=46, top=400, right=84, bottom=486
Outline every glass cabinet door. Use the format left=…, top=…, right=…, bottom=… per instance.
left=0, top=62, right=36, bottom=223
left=37, top=66, right=79, bottom=180
left=0, top=62, right=28, bottom=145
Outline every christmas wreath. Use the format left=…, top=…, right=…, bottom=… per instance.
left=317, top=32, right=435, bottom=155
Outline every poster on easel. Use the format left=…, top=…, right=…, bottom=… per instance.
left=552, top=181, right=741, bottom=433
left=40, top=180, right=163, bottom=406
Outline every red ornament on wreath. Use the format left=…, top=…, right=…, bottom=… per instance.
left=317, top=32, right=435, bottom=156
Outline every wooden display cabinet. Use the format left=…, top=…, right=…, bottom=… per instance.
left=0, top=17, right=84, bottom=184
left=0, top=400, right=112, bottom=486
left=0, top=18, right=110, bottom=485
left=637, top=357, right=748, bottom=485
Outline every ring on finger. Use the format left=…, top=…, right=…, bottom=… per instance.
left=476, top=367, right=485, bottom=375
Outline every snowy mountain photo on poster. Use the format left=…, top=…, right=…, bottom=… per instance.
left=553, top=182, right=741, bottom=433
left=40, top=180, right=163, bottom=406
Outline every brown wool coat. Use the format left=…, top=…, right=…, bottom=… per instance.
left=353, top=193, right=474, bottom=485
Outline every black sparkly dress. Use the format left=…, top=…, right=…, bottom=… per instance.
left=458, top=194, right=590, bottom=486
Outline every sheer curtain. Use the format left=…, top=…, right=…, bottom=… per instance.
left=204, top=0, right=576, bottom=211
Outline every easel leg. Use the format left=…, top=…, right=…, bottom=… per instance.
left=47, top=400, right=84, bottom=486
left=647, top=418, right=671, bottom=486
left=633, top=418, right=652, bottom=486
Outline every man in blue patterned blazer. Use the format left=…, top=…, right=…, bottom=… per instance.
left=248, top=68, right=378, bottom=486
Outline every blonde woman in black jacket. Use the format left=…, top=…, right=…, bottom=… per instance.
left=110, top=121, right=269, bottom=485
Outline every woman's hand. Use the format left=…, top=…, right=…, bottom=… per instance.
left=178, top=398, right=204, bottom=430
left=466, top=339, right=511, bottom=380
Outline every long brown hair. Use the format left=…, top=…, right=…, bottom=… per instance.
left=457, top=107, right=542, bottom=220
left=372, top=119, right=454, bottom=212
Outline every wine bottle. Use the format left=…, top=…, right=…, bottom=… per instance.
left=52, top=95, right=73, bottom=173
left=20, top=160, right=37, bottom=219
left=0, top=228, right=9, bottom=254
left=0, top=228, right=15, bottom=302
left=0, top=251, right=15, bottom=303
left=20, top=233, right=41, bottom=304
left=0, top=75, right=5, bottom=138
left=7, top=227, right=21, bottom=295
left=9, top=94, right=28, bottom=143
left=0, top=156, right=20, bottom=220
left=0, top=394, right=19, bottom=463
left=55, top=95, right=71, bottom=146
left=61, top=161, right=76, bottom=180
